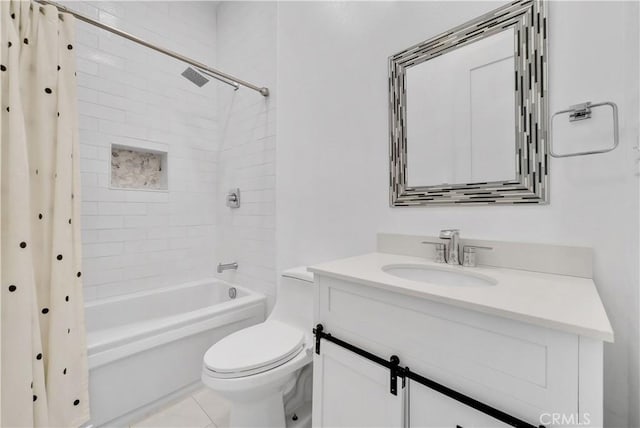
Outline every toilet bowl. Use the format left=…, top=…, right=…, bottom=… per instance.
left=202, top=267, right=314, bottom=427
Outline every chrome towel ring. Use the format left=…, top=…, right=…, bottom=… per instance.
left=549, top=101, right=619, bottom=158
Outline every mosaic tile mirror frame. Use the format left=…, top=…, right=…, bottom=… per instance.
left=389, top=0, right=549, bottom=206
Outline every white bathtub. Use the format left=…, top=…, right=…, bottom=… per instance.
left=86, top=279, right=266, bottom=427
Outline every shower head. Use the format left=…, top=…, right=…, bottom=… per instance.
left=181, top=67, right=210, bottom=87
left=181, top=66, right=240, bottom=91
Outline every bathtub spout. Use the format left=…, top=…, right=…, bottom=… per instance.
left=217, top=262, right=238, bottom=273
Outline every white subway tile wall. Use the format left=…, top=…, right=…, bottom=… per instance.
left=70, top=1, right=220, bottom=300
left=72, top=1, right=277, bottom=302
left=215, top=2, right=278, bottom=307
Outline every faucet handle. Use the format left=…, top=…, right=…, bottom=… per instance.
left=421, top=241, right=446, bottom=263
left=462, top=245, right=493, bottom=267
left=439, top=229, right=460, bottom=239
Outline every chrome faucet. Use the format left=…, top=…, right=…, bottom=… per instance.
left=217, top=262, right=238, bottom=273
left=423, top=229, right=493, bottom=267
left=439, top=229, right=460, bottom=265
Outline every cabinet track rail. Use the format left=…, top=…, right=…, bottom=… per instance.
left=313, top=324, right=545, bottom=428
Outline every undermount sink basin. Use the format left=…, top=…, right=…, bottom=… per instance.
left=382, top=264, right=497, bottom=287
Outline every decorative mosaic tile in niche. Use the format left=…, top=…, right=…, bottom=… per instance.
left=111, top=147, right=167, bottom=190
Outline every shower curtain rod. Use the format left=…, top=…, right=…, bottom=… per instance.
left=33, top=0, right=270, bottom=97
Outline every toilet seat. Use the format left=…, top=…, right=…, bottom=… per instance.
left=203, top=320, right=306, bottom=379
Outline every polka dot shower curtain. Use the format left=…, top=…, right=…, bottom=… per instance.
left=0, top=1, right=89, bottom=426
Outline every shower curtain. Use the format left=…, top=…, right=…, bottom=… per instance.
left=1, top=1, right=89, bottom=426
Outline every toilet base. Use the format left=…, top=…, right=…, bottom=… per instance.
left=206, top=371, right=298, bottom=428
left=229, top=391, right=287, bottom=427
left=285, top=401, right=312, bottom=428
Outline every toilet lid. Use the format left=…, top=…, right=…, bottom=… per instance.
left=203, top=320, right=305, bottom=375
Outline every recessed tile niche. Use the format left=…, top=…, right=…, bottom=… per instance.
left=111, top=144, right=168, bottom=190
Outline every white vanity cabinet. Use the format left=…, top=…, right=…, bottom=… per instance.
left=311, top=272, right=607, bottom=428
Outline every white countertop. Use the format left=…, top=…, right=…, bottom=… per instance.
left=308, top=252, right=614, bottom=342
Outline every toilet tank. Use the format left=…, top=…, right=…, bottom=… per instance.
left=268, top=267, right=314, bottom=337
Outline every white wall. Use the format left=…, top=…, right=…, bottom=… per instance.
left=276, top=2, right=639, bottom=427
left=70, top=1, right=220, bottom=299
left=215, top=2, right=278, bottom=305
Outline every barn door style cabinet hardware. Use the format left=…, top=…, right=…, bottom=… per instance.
left=313, top=324, right=544, bottom=428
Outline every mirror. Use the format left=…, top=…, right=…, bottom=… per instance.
left=406, top=29, right=515, bottom=186
left=389, top=0, right=548, bottom=206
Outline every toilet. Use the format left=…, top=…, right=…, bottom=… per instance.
left=202, top=267, right=314, bottom=427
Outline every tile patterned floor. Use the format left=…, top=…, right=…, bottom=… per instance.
left=131, top=386, right=231, bottom=428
